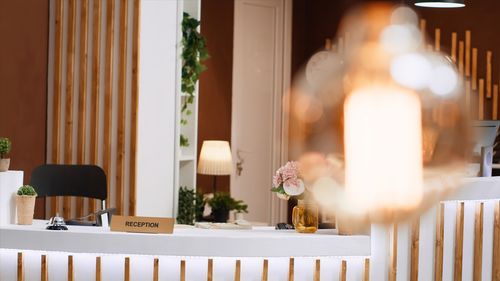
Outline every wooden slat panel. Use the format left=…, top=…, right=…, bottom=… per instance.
left=313, top=259, right=320, bottom=281
left=465, top=80, right=471, bottom=114
left=68, top=255, right=74, bottom=281
left=153, top=258, right=159, bottom=281
left=51, top=0, right=64, bottom=217
left=434, top=28, right=440, bottom=51
left=262, top=259, right=269, bottom=281
left=493, top=201, right=500, bottom=281
left=76, top=0, right=90, bottom=219
left=339, top=260, right=347, bottom=281
left=207, top=259, right=213, bottom=281
left=96, top=256, right=102, bottom=281
left=465, top=30, right=471, bottom=77
left=451, top=32, right=457, bottom=62
left=389, top=224, right=397, bottom=281
left=325, top=38, right=332, bottom=50
left=473, top=202, right=484, bottom=281
left=103, top=0, right=116, bottom=208
left=410, top=219, right=419, bottom=281
left=288, top=257, right=294, bottom=281
left=17, top=252, right=23, bottom=281
left=420, top=19, right=426, bottom=44
left=479, top=79, right=485, bottom=120
left=89, top=0, right=102, bottom=217
left=458, top=40, right=464, bottom=77
left=234, top=260, right=241, bottom=281
left=494, top=84, right=499, bottom=120
left=116, top=0, right=129, bottom=215
left=435, top=203, right=445, bottom=281
left=363, top=258, right=370, bottom=281
left=472, top=48, right=478, bottom=90
left=454, top=202, right=465, bottom=281
left=63, top=0, right=77, bottom=220
left=124, top=257, right=130, bottom=281
left=180, top=260, right=186, bottom=281
left=487, top=51, right=493, bottom=98
left=41, top=255, right=48, bottom=281
left=129, top=0, right=141, bottom=216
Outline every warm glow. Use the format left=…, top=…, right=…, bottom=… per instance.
left=197, top=141, right=233, bottom=175
left=414, top=2, right=465, bottom=8
left=344, top=86, right=423, bottom=213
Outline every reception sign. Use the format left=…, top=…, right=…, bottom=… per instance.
left=110, top=216, right=174, bottom=234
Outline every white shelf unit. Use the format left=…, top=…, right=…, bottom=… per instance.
left=173, top=0, right=201, bottom=218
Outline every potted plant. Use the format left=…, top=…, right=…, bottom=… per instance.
left=177, top=186, right=196, bottom=225
left=0, top=137, right=12, bottom=172
left=208, top=193, right=248, bottom=223
left=16, top=185, right=37, bottom=225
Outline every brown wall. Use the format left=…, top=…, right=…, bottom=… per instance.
left=0, top=0, right=49, bottom=218
left=197, top=0, right=235, bottom=194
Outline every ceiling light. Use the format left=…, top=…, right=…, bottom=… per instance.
left=414, top=0, right=465, bottom=8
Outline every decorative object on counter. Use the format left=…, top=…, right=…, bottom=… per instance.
left=177, top=186, right=196, bottom=225
left=197, top=141, right=233, bottom=194
left=292, top=200, right=319, bottom=233
left=195, top=221, right=252, bottom=230
left=180, top=12, right=209, bottom=147
left=275, top=223, right=295, bottom=230
left=16, top=185, right=37, bottom=225
left=46, top=214, right=68, bottom=230
left=207, top=193, right=248, bottom=223
left=0, top=137, right=12, bottom=172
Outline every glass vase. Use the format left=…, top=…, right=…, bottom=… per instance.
left=292, top=200, right=318, bottom=233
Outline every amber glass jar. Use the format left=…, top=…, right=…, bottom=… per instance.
left=292, top=200, right=318, bottom=233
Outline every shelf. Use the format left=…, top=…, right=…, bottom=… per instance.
left=179, top=154, right=195, bottom=162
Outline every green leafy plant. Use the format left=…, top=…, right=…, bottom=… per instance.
left=208, top=193, right=248, bottom=213
left=180, top=12, right=209, bottom=147
left=195, top=191, right=206, bottom=221
left=17, top=185, right=37, bottom=196
left=0, top=138, right=12, bottom=159
left=177, top=186, right=196, bottom=225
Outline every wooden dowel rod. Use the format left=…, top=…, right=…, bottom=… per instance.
left=153, top=258, right=159, bottom=281
left=96, top=256, right=102, bottom=281
left=180, top=260, right=186, bottom=281
left=454, top=202, right=465, bottom=281
left=17, top=252, right=23, bottom=281
left=363, top=258, right=370, bottom=281
left=479, top=79, right=485, bottom=120
left=493, top=201, right=500, bottom=281
left=435, top=28, right=441, bottom=52
left=340, top=260, right=347, bottom=281
left=325, top=38, right=332, bottom=51
left=465, top=80, right=471, bottom=115
left=288, top=257, right=294, bottom=281
left=435, top=203, right=445, bottom=281
left=207, top=259, right=213, bottom=281
left=124, top=257, right=130, bottom=281
left=68, top=255, right=74, bottom=281
left=472, top=48, right=478, bottom=90
left=458, top=41, right=465, bottom=77
left=41, top=255, right=48, bottom=281
left=420, top=19, right=427, bottom=44
left=313, top=259, right=320, bottom=281
left=451, top=32, right=457, bottom=63
left=473, top=202, right=484, bottom=281
left=465, top=30, right=471, bottom=77
left=410, top=219, right=420, bottom=281
left=487, top=51, right=493, bottom=98
left=494, top=84, right=499, bottom=120
left=389, top=224, right=397, bottom=281
left=262, top=259, right=269, bottom=281
left=234, top=260, right=241, bottom=281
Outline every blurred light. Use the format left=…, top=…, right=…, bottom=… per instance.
left=391, top=53, right=432, bottom=89
left=415, top=1, right=465, bottom=8
left=380, top=25, right=421, bottom=53
left=391, top=6, right=418, bottom=25
left=429, top=65, right=458, bottom=96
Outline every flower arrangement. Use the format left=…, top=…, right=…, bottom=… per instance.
left=271, top=161, right=306, bottom=200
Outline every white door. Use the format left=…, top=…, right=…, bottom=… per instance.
left=231, top=0, right=292, bottom=224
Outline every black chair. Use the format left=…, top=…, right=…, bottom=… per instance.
left=30, top=164, right=111, bottom=225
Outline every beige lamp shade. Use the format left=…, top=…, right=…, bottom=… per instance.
left=197, top=141, right=233, bottom=175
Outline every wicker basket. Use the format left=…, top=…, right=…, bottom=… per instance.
left=16, top=195, right=36, bottom=225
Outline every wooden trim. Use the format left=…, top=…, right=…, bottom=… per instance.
left=363, top=258, right=370, bottom=281
left=288, top=258, right=294, bottom=281
left=458, top=40, right=464, bottom=76
left=207, top=259, right=213, bottom=281
left=493, top=201, right=500, bottom=281
left=76, top=0, right=90, bottom=219
left=493, top=84, right=498, bottom=120
left=17, top=252, right=23, bottom=281
left=103, top=0, right=115, bottom=208
left=41, top=255, right=48, bottom=281
left=262, top=259, right=269, bottom=281
left=89, top=0, right=102, bottom=217
left=129, top=0, right=141, bottom=216
left=63, top=0, right=78, bottom=220
left=451, top=32, right=457, bottom=62
left=465, top=30, right=471, bottom=77
left=180, top=260, right=186, bottom=281
left=473, top=202, right=484, bottom=281
left=116, top=0, right=128, bottom=215
left=234, top=260, right=241, bottom=281
left=124, top=257, right=130, bottom=281
left=68, top=255, right=74, bottom=281
left=435, top=203, right=445, bottom=281
left=389, top=224, right=397, bottom=281
left=487, top=51, right=493, bottom=98
left=153, top=258, right=159, bottom=281
left=479, top=79, right=485, bottom=120
left=340, top=260, right=347, bottom=281
left=472, top=48, right=478, bottom=90
left=96, top=256, right=102, bottom=281
left=434, top=28, right=440, bottom=52
left=410, top=219, right=419, bottom=281
left=454, top=202, right=465, bottom=281
left=313, top=259, right=320, bottom=281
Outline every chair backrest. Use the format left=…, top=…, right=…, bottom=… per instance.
left=30, top=164, right=107, bottom=200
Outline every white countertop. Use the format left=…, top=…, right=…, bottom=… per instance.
left=0, top=220, right=370, bottom=257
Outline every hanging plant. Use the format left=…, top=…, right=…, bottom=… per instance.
left=180, top=12, right=209, bottom=147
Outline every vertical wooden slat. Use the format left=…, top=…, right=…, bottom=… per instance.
left=96, top=256, right=102, bottom=281
left=493, top=201, right=500, bottom=281
left=325, top=38, right=332, bottom=50
left=434, top=28, right=440, bottom=52
left=473, top=202, right=484, bottom=281
left=234, top=260, right=241, bottom=281
left=435, top=203, right=445, bottom=281
left=420, top=19, right=426, bottom=44
left=451, top=32, right=457, bottom=62
left=487, top=51, right=493, bottom=98
left=465, top=80, right=471, bottom=114
left=389, top=224, right=397, bottom=281
left=454, top=202, right=465, bottom=281
left=313, top=259, right=320, bottom=281
left=103, top=0, right=116, bottom=208
left=288, top=257, right=294, bottom=281
left=17, top=252, right=23, bottom=281
left=262, top=259, right=269, bottom=281
left=124, top=257, right=130, bottom=281
left=363, top=258, right=370, bottom=281
left=129, top=0, right=141, bottom=216
left=465, top=30, right=471, bottom=77
left=494, top=84, right=499, bottom=120
left=479, top=79, right=485, bottom=120
left=339, top=260, right=347, bottom=281
left=410, top=219, right=420, bottom=281
left=207, top=259, right=213, bottom=281
left=180, top=260, right=186, bottom=281
left=458, top=41, right=464, bottom=77
left=41, top=255, right=48, bottom=281
left=76, top=0, right=90, bottom=219
left=116, top=0, right=129, bottom=215
left=51, top=0, right=64, bottom=217
left=472, top=48, right=478, bottom=90
left=153, top=258, right=159, bottom=281
left=338, top=37, right=344, bottom=57
left=89, top=0, right=102, bottom=217
left=68, top=255, right=74, bottom=281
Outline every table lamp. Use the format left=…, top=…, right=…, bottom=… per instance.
left=197, top=141, right=233, bottom=194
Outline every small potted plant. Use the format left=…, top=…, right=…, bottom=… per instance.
left=0, top=137, right=12, bottom=172
left=208, top=193, right=248, bottom=223
left=16, top=185, right=37, bottom=225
